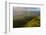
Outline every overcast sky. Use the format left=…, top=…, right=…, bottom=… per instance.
left=13, top=7, right=40, bottom=16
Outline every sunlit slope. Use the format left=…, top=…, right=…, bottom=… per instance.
left=25, top=16, right=40, bottom=27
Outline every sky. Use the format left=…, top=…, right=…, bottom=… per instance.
left=13, top=7, right=40, bottom=16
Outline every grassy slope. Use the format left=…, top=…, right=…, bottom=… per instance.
left=13, top=16, right=40, bottom=28
left=24, top=16, right=40, bottom=27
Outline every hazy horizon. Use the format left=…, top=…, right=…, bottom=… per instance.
left=13, top=7, right=40, bottom=16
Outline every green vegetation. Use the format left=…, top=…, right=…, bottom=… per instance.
left=13, top=16, right=40, bottom=28
left=25, top=16, right=40, bottom=27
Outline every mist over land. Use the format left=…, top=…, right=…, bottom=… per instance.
left=13, top=7, right=40, bottom=28
left=13, top=7, right=40, bottom=20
